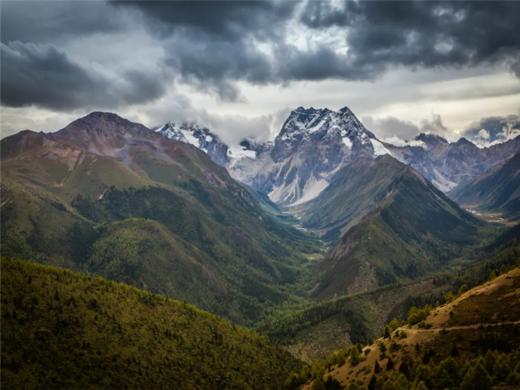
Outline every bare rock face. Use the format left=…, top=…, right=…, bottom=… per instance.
left=154, top=121, right=230, bottom=166
left=152, top=106, right=520, bottom=207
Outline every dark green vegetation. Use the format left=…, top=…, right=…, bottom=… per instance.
left=297, top=156, right=489, bottom=298
left=293, top=267, right=520, bottom=389
left=452, top=152, right=520, bottom=221
left=2, top=112, right=519, bottom=389
left=1, top=258, right=303, bottom=389
left=0, top=112, right=321, bottom=324
left=261, top=225, right=520, bottom=361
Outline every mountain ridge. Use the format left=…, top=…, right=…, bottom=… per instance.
left=151, top=107, right=520, bottom=206
left=0, top=112, right=320, bottom=324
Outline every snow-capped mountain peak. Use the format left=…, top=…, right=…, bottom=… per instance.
left=154, top=122, right=229, bottom=166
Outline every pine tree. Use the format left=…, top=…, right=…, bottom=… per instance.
left=435, top=357, right=461, bottom=389
left=493, top=355, right=511, bottom=383
left=413, top=380, right=428, bottom=390
left=312, top=375, right=326, bottom=390
left=399, top=358, right=410, bottom=379
left=461, top=362, right=492, bottom=390
left=324, top=375, right=342, bottom=390
left=368, top=375, right=377, bottom=390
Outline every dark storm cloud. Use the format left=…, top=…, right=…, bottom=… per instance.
left=301, top=1, right=520, bottom=77
left=111, top=0, right=294, bottom=39
left=116, top=0, right=520, bottom=95
left=0, top=1, right=122, bottom=43
left=2, top=0, right=519, bottom=110
left=363, top=116, right=420, bottom=140
left=0, top=41, right=167, bottom=110
left=113, top=0, right=296, bottom=99
left=163, top=28, right=273, bottom=100
left=463, top=114, right=520, bottom=145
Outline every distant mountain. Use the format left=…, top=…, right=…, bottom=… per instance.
left=0, top=112, right=318, bottom=324
left=452, top=153, right=520, bottom=220
left=309, top=156, right=486, bottom=298
left=222, top=106, right=395, bottom=206
left=463, top=114, right=520, bottom=146
left=293, top=156, right=415, bottom=241
left=388, top=134, right=520, bottom=192
left=154, top=107, right=394, bottom=206
left=154, top=121, right=230, bottom=166
left=263, top=225, right=520, bottom=361
left=1, top=259, right=302, bottom=389
left=153, top=108, right=520, bottom=205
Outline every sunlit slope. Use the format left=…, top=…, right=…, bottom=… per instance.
left=1, top=259, right=303, bottom=389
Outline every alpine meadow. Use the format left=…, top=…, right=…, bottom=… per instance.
left=1, top=1, right=520, bottom=389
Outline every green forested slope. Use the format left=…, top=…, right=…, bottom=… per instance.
left=1, top=259, right=303, bottom=389
left=0, top=113, right=321, bottom=324
left=260, top=227, right=520, bottom=361
left=452, top=152, right=520, bottom=220
left=312, top=158, right=487, bottom=298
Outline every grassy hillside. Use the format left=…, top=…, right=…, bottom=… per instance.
left=1, top=113, right=322, bottom=324
left=260, top=229, right=520, bottom=361
left=1, top=259, right=303, bottom=389
left=293, top=156, right=412, bottom=242
left=452, top=152, right=520, bottom=221
left=301, top=267, right=520, bottom=389
left=312, top=158, right=489, bottom=298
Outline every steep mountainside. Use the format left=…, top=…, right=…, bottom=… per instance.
left=154, top=107, right=397, bottom=206
left=154, top=121, right=230, bottom=166
left=262, top=227, right=520, bottom=361
left=1, top=259, right=303, bottom=389
left=451, top=153, right=520, bottom=220
left=289, top=155, right=486, bottom=297
left=234, top=106, right=394, bottom=206
left=0, top=112, right=319, bottom=324
left=152, top=108, right=520, bottom=202
left=308, top=267, right=520, bottom=389
left=388, top=134, right=520, bottom=192
left=293, top=156, right=418, bottom=241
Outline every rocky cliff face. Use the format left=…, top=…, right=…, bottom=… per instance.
left=153, top=107, right=520, bottom=207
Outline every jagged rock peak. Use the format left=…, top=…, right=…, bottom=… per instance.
left=415, top=132, right=448, bottom=145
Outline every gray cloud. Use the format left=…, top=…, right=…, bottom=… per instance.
left=0, top=41, right=167, bottom=110
left=420, top=114, right=449, bottom=135
left=363, top=116, right=420, bottom=140
left=1, top=1, right=123, bottom=43
left=111, top=0, right=293, bottom=40
left=364, top=113, right=455, bottom=145
left=1, top=0, right=519, bottom=112
left=114, top=0, right=520, bottom=100
left=301, top=1, right=520, bottom=77
left=463, top=114, right=520, bottom=146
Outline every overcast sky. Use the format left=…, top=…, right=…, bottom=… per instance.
left=1, top=0, right=519, bottom=145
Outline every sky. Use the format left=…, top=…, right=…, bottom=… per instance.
left=1, top=0, right=520, bottom=146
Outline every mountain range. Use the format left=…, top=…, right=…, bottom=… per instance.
left=2, top=105, right=520, bottom=388
left=153, top=106, right=520, bottom=207
left=0, top=112, right=319, bottom=324
left=151, top=106, right=519, bottom=297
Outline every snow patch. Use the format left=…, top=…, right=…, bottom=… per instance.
left=382, top=136, right=425, bottom=148
left=227, top=145, right=256, bottom=160
left=431, top=169, right=457, bottom=192
left=370, top=138, right=392, bottom=156
left=180, top=129, right=200, bottom=147
left=342, top=137, right=353, bottom=149
left=291, top=176, right=329, bottom=206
